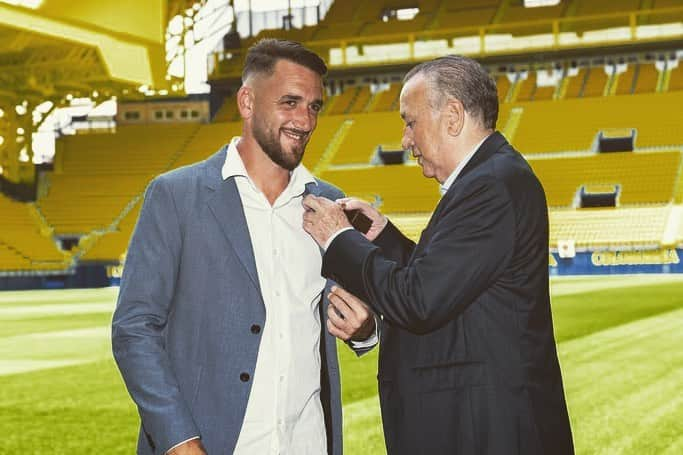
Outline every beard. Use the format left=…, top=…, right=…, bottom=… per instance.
left=252, top=118, right=306, bottom=171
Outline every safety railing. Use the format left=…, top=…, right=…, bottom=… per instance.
left=208, top=6, right=683, bottom=79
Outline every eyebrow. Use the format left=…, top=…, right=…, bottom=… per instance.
left=279, top=94, right=303, bottom=103
left=278, top=94, right=324, bottom=107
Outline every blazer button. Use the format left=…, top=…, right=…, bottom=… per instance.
left=250, top=324, right=261, bottom=334
left=240, top=372, right=250, bottom=382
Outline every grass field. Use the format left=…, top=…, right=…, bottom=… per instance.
left=1, top=275, right=682, bottom=454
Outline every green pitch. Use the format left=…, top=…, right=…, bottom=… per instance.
left=1, top=275, right=682, bottom=454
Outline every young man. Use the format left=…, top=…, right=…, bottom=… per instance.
left=113, top=39, right=375, bottom=455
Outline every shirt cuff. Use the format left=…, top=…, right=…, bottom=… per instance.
left=166, top=436, right=200, bottom=454
left=324, top=227, right=354, bottom=251
left=349, top=315, right=380, bottom=348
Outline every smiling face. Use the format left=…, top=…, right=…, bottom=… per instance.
left=399, top=74, right=452, bottom=184
left=247, top=59, right=323, bottom=171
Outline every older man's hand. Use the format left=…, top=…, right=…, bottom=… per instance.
left=336, top=197, right=388, bottom=241
left=327, top=285, right=376, bottom=342
left=302, top=195, right=352, bottom=248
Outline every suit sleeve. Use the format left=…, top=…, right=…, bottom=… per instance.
left=111, top=176, right=199, bottom=454
left=322, top=177, right=515, bottom=335
left=373, top=220, right=416, bottom=266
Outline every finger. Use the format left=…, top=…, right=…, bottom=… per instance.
left=329, top=291, right=359, bottom=322
left=331, top=286, right=368, bottom=316
left=336, top=198, right=369, bottom=212
left=330, top=294, right=365, bottom=333
left=327, top=318, right=350, bottom=341
left=327, top=300, right=350, bottom=329
left=302, top=194, right=322, bottom=211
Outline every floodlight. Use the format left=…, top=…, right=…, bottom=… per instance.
left=524, top=0, right=561, bottom=7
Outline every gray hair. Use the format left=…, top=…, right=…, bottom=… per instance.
left=403, top=55, right=499, bottom=130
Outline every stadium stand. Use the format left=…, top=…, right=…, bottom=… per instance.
left=3, top=0, right=683, bottom=278
left=348, top=86, right=372, bottom=113
left=173, top=121, right=242, bottom=167
left=632, top=62, right=659, bottom=94
left=213, top=94, right=240, bottom=122
left=581, top=65, right=610, bottom=97
left=496, top=74, right=512, bottom=103
left=79, top=201, right=141, bottom=262
left=549, top=206, right=670, bottom=249
left=321, top=164, right=438, bottom=213
left=326, top=86, right=361, bottom=115
left=667, top=60, right=683, bottom=92
left=332, top=112, right=404, bottom=164
left=0, top=194, right=68, bottom=271
left=389, top=206, right=676, bottom=250
left=515, top=70, right=558, bottom=102
left=38, top=124, right=198, bottom=235
left=321, top=150, right=681, bottom=211
left=529, top=151, right=682, bottom=206
left=563, top=67, right=588, bottom=98
left=368, top=83, right=401, bottom=112
left=615, top=64, right=637, bottom=95
left=436, top=0, right=499, bottom=30
left=511, top=91, right=683, bottom=153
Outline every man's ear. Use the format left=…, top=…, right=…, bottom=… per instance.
left=445, top=99, right=465, bottom=137
left=237, top=85, right=254, bottom=119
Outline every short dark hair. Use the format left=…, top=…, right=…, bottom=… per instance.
left=242, top=39, right=327, bottom=83
left=403, top=55, right=499, bottom=130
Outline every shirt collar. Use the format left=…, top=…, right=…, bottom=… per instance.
left=439, top=134, right=490, bottom=196
left=221, top=136, right=316, bottom=197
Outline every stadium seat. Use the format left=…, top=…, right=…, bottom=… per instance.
left=511, top=91, right=683, bottom=153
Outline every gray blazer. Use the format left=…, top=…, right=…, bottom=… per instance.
left=112, top=145, right=348, bottom=455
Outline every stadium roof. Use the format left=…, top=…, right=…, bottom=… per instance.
left=0, top=0, right=182, bottom=102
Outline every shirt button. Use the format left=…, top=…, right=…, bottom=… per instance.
left=240, top=372, right=250, bottom=382
left=250, top=324, right=261, bottom=334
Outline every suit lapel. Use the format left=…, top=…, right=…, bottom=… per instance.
left=455, top=131, right=507, bottom=183
left=204, top=147, right=263, bottom=297
left=304, top=181, right=323, bottom=197
left=304, top=181, right=328, bottom=256
left=418, top=131, right=509, bottom=244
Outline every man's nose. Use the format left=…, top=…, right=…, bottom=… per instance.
left=401, top=131, right=412, bottom=152
left=293, top=105, right=314, bottom=131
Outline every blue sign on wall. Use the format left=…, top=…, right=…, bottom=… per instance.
left=550, top=248, right=683, bottom=275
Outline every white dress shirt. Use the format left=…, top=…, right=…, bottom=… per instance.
left=225, top=137, right=328, bottom=454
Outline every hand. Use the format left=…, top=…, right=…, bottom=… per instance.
left=167, top=439, right=207, bottom=455
left=302, top=195, right=352, bottom=248
left=326, top=286, right=376, bottom=342
left=336, top=197, right=388, bottom=241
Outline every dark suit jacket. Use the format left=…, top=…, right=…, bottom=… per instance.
left=112, top=146, right=347, bottom=455
left=323, top=132, right=574, bottom=454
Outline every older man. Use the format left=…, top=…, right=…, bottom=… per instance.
left=303, top=55, right=574, bottom=454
